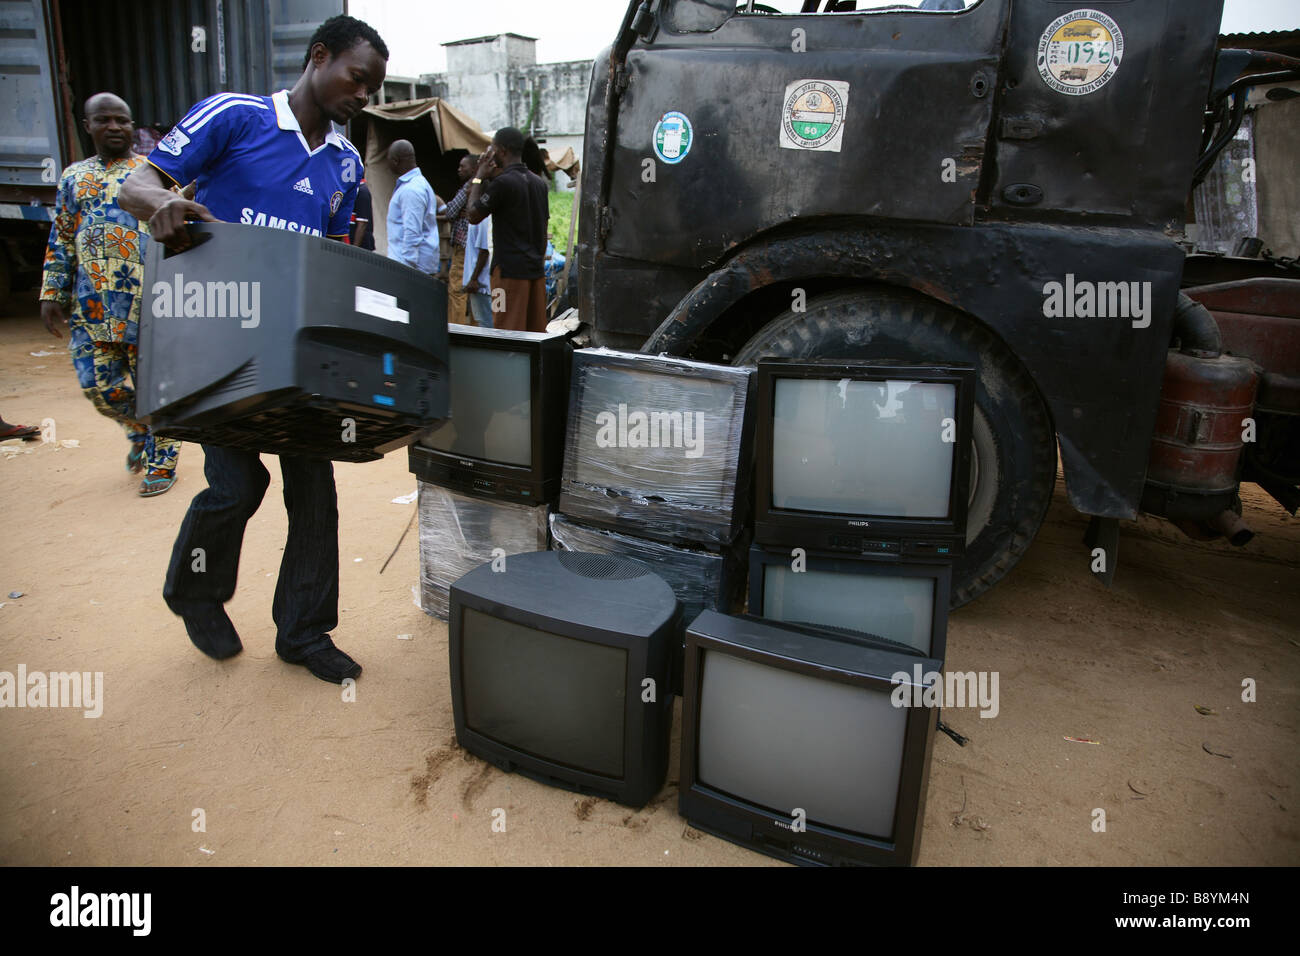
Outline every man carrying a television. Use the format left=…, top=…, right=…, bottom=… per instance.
left=119, top=15, right=389, bottom=683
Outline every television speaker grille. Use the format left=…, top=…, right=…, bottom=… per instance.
left=556, top=552, right=649, bottom=580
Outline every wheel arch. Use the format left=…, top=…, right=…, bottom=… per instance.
left=642, top=224, right=1059, bottom=450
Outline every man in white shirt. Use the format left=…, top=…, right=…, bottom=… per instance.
left=463, top=213, right=492, bottom=327
left=385, top=139, right=438, bottom=272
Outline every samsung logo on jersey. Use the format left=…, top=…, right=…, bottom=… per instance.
left=239, top=207, right=322, bottom=236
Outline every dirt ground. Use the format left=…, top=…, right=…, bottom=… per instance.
left=1, top=296, right=1297, bottom=867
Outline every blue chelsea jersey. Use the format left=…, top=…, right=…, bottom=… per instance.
left=148, top=90, right=361, bottom=238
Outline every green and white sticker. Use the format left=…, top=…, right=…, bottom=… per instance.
left=1037, top=9, right=1124, bottom=95
left=780, top=79, right=850, bottom=152
left=653, top=111, right=693, bottom=164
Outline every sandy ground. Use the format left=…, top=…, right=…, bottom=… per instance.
left=1, top=295, right=1297, bottom=867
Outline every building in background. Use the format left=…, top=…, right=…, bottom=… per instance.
left=422, top=34, right=591, bottom=190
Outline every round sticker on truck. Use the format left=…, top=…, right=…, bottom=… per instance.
left=1037, top=9, right=1124, bottom=96
left=780, top=79, right=850, bottom=152
left=653, top=112, right=693, bottom=164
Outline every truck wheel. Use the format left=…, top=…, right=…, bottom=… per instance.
left=733, top=288, right=1056, bottom=607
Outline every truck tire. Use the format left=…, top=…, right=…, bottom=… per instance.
left=732, top=287, right=1056, bottom=607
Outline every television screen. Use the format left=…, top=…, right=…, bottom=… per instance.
left=749, top=546, right=951, bottom=658
left=754, top=360, right=975, bottom=557
left=462, top=607, right=626, bottom=777
left=559, top=349, right=755, bottom=547
left=772, top=377, right=955, bottom=517
left=138, top=222, right=449, bottom=462
left=679, top=611, right=940, bottom=866
left=449, top=550, right=680, bottom=808
left=422, top=346, right=532, bottom=466
left=408, top=325, right=570, bottom=504
left=699, top=649, right=907, bottom=837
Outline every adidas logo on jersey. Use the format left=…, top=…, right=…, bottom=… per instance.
left=292, top=177, right=314, bottom=195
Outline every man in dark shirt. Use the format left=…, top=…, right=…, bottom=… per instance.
left=350, top=177, right=376, bottom=250
left=465, top=127, right=548, bottom=332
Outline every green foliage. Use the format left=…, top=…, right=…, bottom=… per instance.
left=547, top=191, right=578, bottom=252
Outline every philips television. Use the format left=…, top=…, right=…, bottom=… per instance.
left=747, top=545, right=950, bottom=659
left=408, top=325, right=572, bottom=504
left=753, top=359, right=975, bottom=558
left=558, top=349, right=755, bottom=547
left=138, top=222, right=449, bottom=462
left=448, top=550, right=680, bottom=808
left=679, top=610, right=940, bottom=866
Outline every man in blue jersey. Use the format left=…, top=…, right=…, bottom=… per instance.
left=120, top=15, right=388, bottom=683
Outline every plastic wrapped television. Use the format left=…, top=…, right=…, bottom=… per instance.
left=417, top=482, right=549, bottom=620
left=557, top=349, right=756, bottom=547
left=548, top=513, right=744, bottom=626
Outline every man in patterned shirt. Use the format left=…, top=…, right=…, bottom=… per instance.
left=40, top=92, right=181, bottom=496
left=437, top=153, right=478, bottom=324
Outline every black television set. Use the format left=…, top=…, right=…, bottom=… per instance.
left=558, top=349, right=755, bottom=548
left=408, top=325, right=571, bottom=504
left=753, top=359, right=975, bottom=558
left=137, top=222, right=449, bottom=462
left=679, top=610, right=940, bottom=866
left=747, top=545, right=950, bottom=659
left=448, top=550, right=680, bottom=808
left=549, top=512, right=746, bottom=696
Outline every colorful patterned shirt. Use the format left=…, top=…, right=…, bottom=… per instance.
left=40, top=154, right=149, bottom=344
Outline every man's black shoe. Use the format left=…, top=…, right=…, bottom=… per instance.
left=281, top=645, right=362, bottom=684
left=172, top=602, right=243, bottom=661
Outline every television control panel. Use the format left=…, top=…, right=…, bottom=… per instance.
left=755, top=522, right=964, bottom=562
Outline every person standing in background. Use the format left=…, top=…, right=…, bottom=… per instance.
left=437, top=152, right=478, bottom=323
left=463, top=211, right=492, bottom=328
left=40, top=92, right=182, bottom=497
left=350, top=176, right=376, bottom=250
left=465, top=127, right=548, bottom=332
left=384, top=139, right=439, bottom=274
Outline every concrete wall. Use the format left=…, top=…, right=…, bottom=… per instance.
left=424, top=35, right=592, bottom=167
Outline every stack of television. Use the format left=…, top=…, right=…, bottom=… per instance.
left=430, top=350, right=978, bottom=865
left=407, top=324, right=571, bottom=618
left=550, top=349, right=756, bottom=691
left=675, top=358, right=976, bottom=865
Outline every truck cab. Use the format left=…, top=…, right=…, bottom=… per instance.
left=577, top=0, right=1296, bottom=603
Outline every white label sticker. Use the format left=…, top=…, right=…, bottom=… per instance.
left=780, top=79, right=850, bottom=152
left=1037, top=9, right=1124, bottom=96
left=355, top=287, right=409, bottom=324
